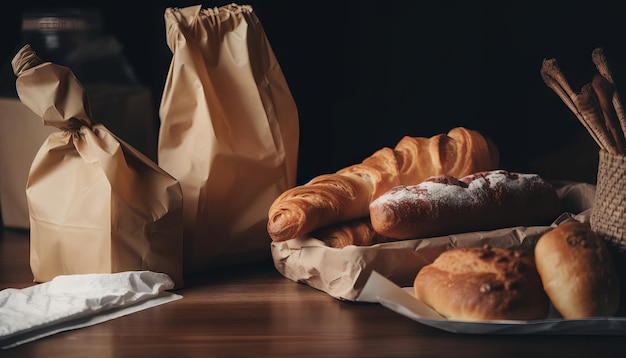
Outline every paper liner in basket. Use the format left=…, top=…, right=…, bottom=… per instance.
left=271, top=225, right=554, bottom=302
left=12, top=45, right=184, bottom=288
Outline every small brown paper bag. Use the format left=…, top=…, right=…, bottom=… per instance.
left=159, top=4, right=299, bottom=272
left=12, top=44, right=184, bottom=288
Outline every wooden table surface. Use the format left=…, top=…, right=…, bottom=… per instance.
left=2, top=227, right=626, bottom=358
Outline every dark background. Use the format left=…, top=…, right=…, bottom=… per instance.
left=2, top=0, right=625, bottom=185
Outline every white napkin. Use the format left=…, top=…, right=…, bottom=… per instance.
left=0, top=271, right=183, bottom=349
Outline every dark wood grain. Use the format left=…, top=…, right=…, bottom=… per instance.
left=2, top=227, right=626, bottom=358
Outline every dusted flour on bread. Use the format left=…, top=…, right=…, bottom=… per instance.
left=378, top=176, right=476, bottom=210
left=369, top=170, right=561, bottom=240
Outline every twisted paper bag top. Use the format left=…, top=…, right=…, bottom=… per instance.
left=12, top=44, right=93, bottom=133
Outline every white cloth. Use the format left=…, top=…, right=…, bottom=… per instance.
left=0, top=271, right=182, bottom=349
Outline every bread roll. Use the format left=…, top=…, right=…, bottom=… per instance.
left=267, top=127, right=500, bottom=242
left=369, top=170, right=560, bottom=240
left=414, top=245, right=550, bottom=321
left=534, top=221, right=620, bottom=319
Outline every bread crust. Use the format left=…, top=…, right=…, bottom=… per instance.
left=369, top=170, right=560, bottom=240
left=414, top=245, right=550, bottom=321
left=534, top=221, right=620, bottom=318
left=311, top=218, right=393, bottom=248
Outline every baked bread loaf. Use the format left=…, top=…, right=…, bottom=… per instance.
left=369, top=170, right=560, bottom=240
left=414, top=245, right=550, bottom=321
left=267, top=127, right=500, bottom=242
left=311, top=218, right=394, bottom=248
left=534, top=221, right=620, bottom=319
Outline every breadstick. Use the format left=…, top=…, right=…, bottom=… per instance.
left=541, top=58, right=603, bottom=148
left=541, top=59, right=583, bottom=121
left=591, top=74, right=625, bottom=154
left=575, top=82, right=617, bottom=154
left=592, top=47, right=626, bottom=141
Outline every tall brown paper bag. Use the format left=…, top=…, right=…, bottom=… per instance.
left=12, top=45, right=184, bottom=288
left=159, top=4, right=299, bottom=272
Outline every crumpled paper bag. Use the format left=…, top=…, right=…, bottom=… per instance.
left=0, top=100, right=57, bottom=228
left=159, top=4, right=299, bottom=272
left=12, top=44, right=184, bottom=288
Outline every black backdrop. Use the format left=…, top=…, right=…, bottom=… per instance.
left=2, top=0, right=625, bottom=185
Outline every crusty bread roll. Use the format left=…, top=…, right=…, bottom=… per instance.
left=414, top=245, right=550, bottom=321
left=267, top=127, right=500, bottom=242
left=534, top=221, right=620, bottom=319
left=369, top=170, right=560, bottom=240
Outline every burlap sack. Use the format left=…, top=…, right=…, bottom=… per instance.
left=158, top=4, right=299, bottom=273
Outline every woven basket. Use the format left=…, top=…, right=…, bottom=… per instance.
left=590, top=150, right=626, bottom=254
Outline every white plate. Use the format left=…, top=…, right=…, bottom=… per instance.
left=357, top=271, right=626, bottom=335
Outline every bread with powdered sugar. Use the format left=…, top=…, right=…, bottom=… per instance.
left=369, top=170, right=561, bottom=240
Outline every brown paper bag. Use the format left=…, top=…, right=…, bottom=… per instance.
left=12, top=45, right=184, bottom=288
left=159, top=4, right=299, bottom=272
